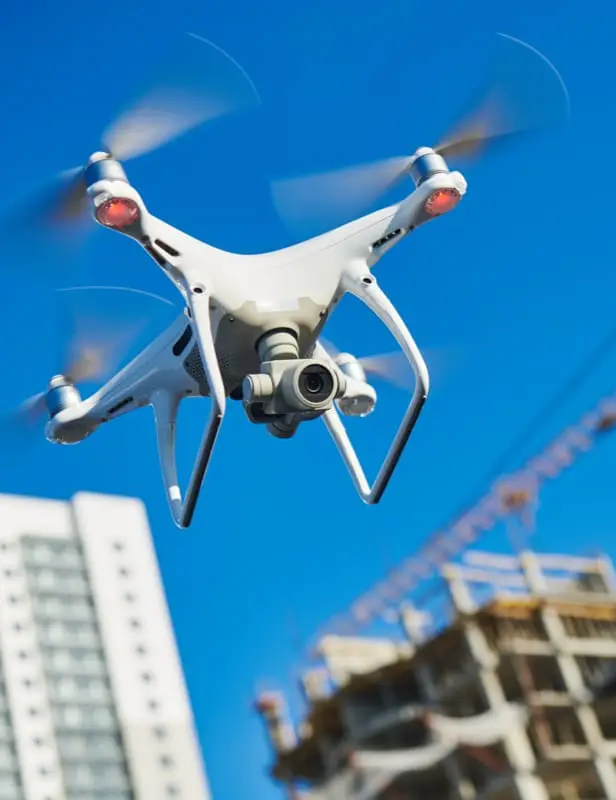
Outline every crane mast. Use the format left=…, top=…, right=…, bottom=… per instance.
left=310, top=390, right=616, bottom=649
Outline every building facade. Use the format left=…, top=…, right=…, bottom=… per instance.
left=0, top=491, right=210, bottom=800
left=257, top=549, right=616, bottom=800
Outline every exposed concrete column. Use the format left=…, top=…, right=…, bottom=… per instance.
left=400, top=604, right=476, bottom=800
left=520, top=552, right=616, bottom=798
left=597, top=555, right=616, bottom=594
left=444, top=565, right=549, bottom=800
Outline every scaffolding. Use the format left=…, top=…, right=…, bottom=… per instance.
left=256, top=550, right=616, bottom=799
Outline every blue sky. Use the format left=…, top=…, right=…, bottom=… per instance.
left=1, top=0, right=616, bottom=797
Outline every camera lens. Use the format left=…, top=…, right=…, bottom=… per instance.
left=303, top=373, right=325, bottom=395
left=297, top=363, right=335, bottom=404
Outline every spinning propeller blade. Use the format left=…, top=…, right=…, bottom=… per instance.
left=321, top=337, right=461, bottom=391
left=0, top=286, right=177, bottom=450
left=433, top=33, right=570, bottom=161
left=5, top=34, right=260, bottom=260
left=271, top=156, right=412, bottom=236
left=57, top=285, right=177, bottom=384
left=320, top=338, right=414, bottom=390
left=101, top=33, right=261, bottom=162
left=273, top=32, right=570, bottom=233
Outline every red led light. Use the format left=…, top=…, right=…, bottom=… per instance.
left=95, top=197, right=140, bottom=229
left=423, top=188, right=461, bottom=217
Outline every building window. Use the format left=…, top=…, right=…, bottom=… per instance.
left=135, top=645, right=147, bottom=657
left=160, top=755, right=174, bottom=769
left=166, top=786, right=179, bottom=797
left=113, top=542, right=125, bottom=553
left=153, top=726, right=168, bottom=740
left=141, top=672, right=154, bottom=684
left=148, top=699, right=160, bottom=712
left=118, top=567, right=131, bottom=578
left=124, top=592, right=136, bottom=604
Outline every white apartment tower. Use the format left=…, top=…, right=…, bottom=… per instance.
left=0, top=491, right=210, bottom=800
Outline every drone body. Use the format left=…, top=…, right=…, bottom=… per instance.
left=41, top=148, right=466, bottom=527
left=10, top=32, right=567, bottom=528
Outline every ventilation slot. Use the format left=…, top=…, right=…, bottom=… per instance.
left=183, top=345, right=208, bottom=392
left=108, top=397, right=134, bottom=415
left=155, top=239, right=180, bottom=257
left=371, top=227, right=403, bottom=250
left=143, top=243, right=166, bottom=267
left=173, top=326, right=193, bottom=356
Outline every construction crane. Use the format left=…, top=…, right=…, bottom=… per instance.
left=309, top=389, right=616, bottom=651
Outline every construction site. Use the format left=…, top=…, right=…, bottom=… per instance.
left=255, top=380, right=616, bottom=798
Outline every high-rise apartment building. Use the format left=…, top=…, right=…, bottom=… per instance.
left=0, top=491, right=210, bottom=800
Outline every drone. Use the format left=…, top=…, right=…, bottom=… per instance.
left=4, top=33, right=569, bottom=528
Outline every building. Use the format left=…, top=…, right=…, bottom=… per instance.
left=256, top=549, right=616, bottom=799
left=0, top=491, right=210, bottom=800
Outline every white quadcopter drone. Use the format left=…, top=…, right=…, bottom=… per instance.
left=5, top=33, right=568, bottom=528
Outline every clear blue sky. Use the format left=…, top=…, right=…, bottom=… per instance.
left=1, top=0, right=616, bottom=798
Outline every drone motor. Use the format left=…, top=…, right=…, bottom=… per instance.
left=409, top=147, right=450, bottom=186
left=45, top=375, right=81, bottom=419
left=44, top=375, right=90, bottom=446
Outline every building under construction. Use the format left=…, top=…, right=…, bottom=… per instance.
left=256, top=550, right=616, bottom=799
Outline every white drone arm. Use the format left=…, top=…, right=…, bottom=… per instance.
left=320, top=266, right=429, bottom=503
left=152, top=286, right=227, bottom=529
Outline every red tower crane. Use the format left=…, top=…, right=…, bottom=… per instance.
left=309, top=389, right=616, bottom=651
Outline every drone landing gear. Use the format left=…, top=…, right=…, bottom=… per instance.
left=153, top=284, right=227, bottom=529
left=322, top=270, right=430, bottom=504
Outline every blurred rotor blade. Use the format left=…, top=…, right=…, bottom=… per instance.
left=56, top=285, right=178, bottom=384
left=318, top=337, right=341, bottom=359
left=102, top=33, right=261, bottom=162
left=435, top=32, right=571, bottom=162
left=272, top=155, right=411, bottom=236
left=0, top=392, right=48, bottom=455
left=32, top=167, right=89, bottom=228
left=322, top=338, right=463, bottom=391
left=2, top=167, right=91, bottom=272
left=321, top=336, right=413, bottom=390
left=358, top=351, right=414, bottom=390
left=14, top=393, right=47, bottom=426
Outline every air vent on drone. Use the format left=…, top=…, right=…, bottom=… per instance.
left=141, top=239, right=167, bottom=267
left=108, top=396, right=134, bottom=415
left=183, top=344, right=208, bottom=393
left=173, top=325, right=193, bottom=356
left=371, top=228, right=403, bottom=250
left=154, top=239, right=181, bottom=258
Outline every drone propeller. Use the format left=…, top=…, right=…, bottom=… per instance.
left=100, top=34, right=260, bottom=163
left=6, top=33, right=260, bottom=258
left=320, top=338, right=414, bottom=390
left=272, top=32, right=571, bottom=233
left=0, top=285, right=177, bottom=450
